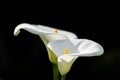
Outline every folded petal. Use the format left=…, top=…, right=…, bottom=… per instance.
left=14, top=23, right=48, bottom=36
left=14, top=23, right=77, bottom=39
left=47, top=39, right=104, bottom=57
left=58, top=55, right=78, bottom=75
left=70, top=39, right=104, bottom=56
left=35, top=24, right=78, bottom=39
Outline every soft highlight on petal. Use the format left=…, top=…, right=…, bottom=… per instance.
left=70, top=39, right=104, bottom=56
left=39, top=33, right=67, bottom=44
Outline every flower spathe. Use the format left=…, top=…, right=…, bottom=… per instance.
left=47, top=39, right=104, bottom=75
left=13, top=23, right=104, bottom=80
left=13, top=23, right=77, bottom=64
left=14, top=23, right=77, bottom=41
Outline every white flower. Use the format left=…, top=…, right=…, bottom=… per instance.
left=14, top=23, right=77, bottom=42
left=13, top=23, right=77, bottom=64
left=47, top=39, right=104, bottom=75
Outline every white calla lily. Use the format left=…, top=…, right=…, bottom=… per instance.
left=13, top=23, right=77, bottom=64
left=14, top=23, right=77, bottom=40
left=13, top=23, right=104, bottom=80
left=47, top=39, right=104, bottom=75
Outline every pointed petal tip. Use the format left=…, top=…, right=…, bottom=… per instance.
left=13, top=29, right=20, bottom=36
left=90, top=44, right=104, bottom=57
left=97, top=45, right=104, bottom=56
left=93, top=41, right=104, bottom=56
left=13, top=23, right=30, bottom=36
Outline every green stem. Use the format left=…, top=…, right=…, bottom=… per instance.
left=53, top=64, right=59, bottom=80
left=61, top=75, right=66, bottom=80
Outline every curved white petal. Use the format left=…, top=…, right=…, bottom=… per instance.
left=47, top=40, right=79, bottom=57
left=14, top=23, right=49, bottom=36
left=14, top=23, right=77, bottom=40
left=58, top=55, right=78, bottom=75
left=14, top=23, right=67, bottom=43
left=35, top=24, right=78, bottom=39
left=69, top=39, right=104, bottom=56
left=47, top=39, right=104, bottom=57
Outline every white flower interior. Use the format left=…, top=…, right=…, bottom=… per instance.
left=47, top=40, right=79, bottom=57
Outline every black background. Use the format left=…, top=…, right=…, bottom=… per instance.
left=0, top=1, right=120, bottom=80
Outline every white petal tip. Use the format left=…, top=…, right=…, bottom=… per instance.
left=13, top=23, right=30, bottom=36
left=14, top=29, right=20, bottom=36
left=97, top=47, right=104, bottom=56
left=94, top=42, right=104, bottom=56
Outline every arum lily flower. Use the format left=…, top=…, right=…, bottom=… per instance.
left=13, top=23, right=78, bottom=80
left=47, top=39, right=104, bottom=80
left=14, top=23, right=77, bottom=64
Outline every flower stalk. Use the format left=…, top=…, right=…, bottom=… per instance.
left=61, top=75, right=66, bottom=80
left=53, top=64, right=59, bottom=80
